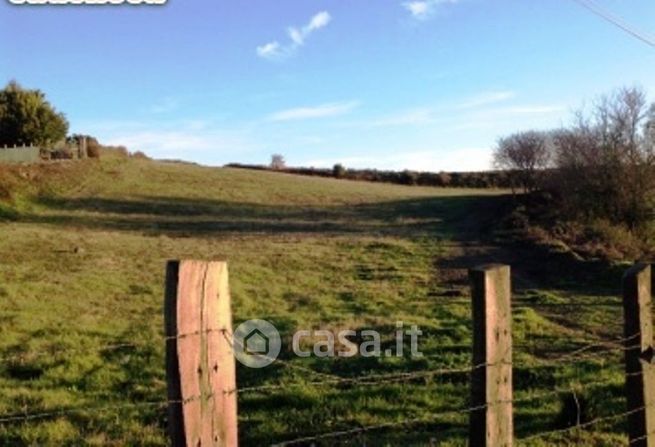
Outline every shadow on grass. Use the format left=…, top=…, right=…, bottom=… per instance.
left=29, top=194, right=509, bottom=240
left=31, top=193, right=630, bottom=297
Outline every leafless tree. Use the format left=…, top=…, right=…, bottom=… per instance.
left=493, top=130, right=551, bottom=193
left=552, top=86, right=655, bottom=229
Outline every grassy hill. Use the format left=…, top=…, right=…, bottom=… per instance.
left=0, top=156, right=632, bottom=446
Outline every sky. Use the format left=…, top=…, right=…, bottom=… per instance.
left=1, top=0, right=654, bottom=171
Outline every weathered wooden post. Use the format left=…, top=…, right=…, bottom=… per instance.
left=469, top=264, right=513, bottom=447
left=165, top=260, right=238, bottom=447
left=623, top=263, right=655, bottom=446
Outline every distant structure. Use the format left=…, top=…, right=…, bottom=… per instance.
left=0, top=137, right=89, bottom=164
left=270, top=154, right=286, bottom=170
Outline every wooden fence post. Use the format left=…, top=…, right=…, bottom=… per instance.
left=623, top=263, right=655, bottom=447
left=469, top=264, right=513, bottom=447
left=165, top=260, right=238, bottom=447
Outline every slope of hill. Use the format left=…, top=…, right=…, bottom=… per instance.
left=0, top=157, right=629, bottom=446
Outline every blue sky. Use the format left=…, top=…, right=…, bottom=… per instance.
left=1, top=0, right=654, bottom=171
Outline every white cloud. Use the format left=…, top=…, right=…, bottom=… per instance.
left=307, top=11, right=331, bottom=31
left=288, top=28, right=304, bottom=46
left=268, top=101, right=359, bottom=122
left=256, top=41, right=283, bottom=59
left=404, top=1, right=431, bottom=19
left=257, top=11, right=332, bottom=60
left=403, top=0, right=458, bottom=20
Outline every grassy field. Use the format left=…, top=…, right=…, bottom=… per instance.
left=0, top=156, right=635, bottom=446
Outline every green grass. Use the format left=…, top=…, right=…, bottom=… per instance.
left=0, top=157, right=634, bottom=445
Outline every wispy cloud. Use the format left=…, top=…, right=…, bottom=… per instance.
left=457, top=90, right=516, bottom=109
left=403, top=0, right=458, bottom=20
left=494, top=105, right=565, bottom=115
left=257, top=11, right=332, bottom=60
left=268, top=101, right=359, bottom=122
left=363, top=107, right=436, bottom=127
left=349, top=90, right=561, bottom=130
left=256, top=42, right=283, bottom=59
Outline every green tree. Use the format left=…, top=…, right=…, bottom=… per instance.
left=0, top=80, right=69, bottom=146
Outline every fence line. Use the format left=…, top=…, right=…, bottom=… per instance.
left=0, top=325, right=630, bottom=424
left=1, top=261, right=653, bottom=445
left=0, top=367, right=632, bottom=434
left=0, top=328, right=638, bottom=411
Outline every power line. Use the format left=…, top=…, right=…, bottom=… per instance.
left=570, top=0, right=655, bottom=48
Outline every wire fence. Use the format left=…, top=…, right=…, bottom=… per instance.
left=0, top=327, right=644, bottom=445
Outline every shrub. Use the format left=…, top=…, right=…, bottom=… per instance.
left=87, top=139, right=101, bottom=158
left=131, top=151, right=150, bottom=160
left=50, top=148, right=74, bottom=160
left=436, top=171, right=451, bottom=187
left=400, top=170, right=419, bottom=185
left=333, top=163, right=346, bottom=179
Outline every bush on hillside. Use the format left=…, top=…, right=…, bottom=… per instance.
left=131, top=151, right=150, bottom=160
left=86, top=137, right=102, bottom=158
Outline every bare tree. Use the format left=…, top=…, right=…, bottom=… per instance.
left=552, top=86, right=655, bottom=229
left=493, top=130, right=551, bottom=193
left=270, top=154, right=286, bottom=170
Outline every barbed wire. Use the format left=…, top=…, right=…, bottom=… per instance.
left=520, top=403, right=647, bottom=443
left=629, top=427, right=655, bottom=445
left=270, top=375, right=637, bottom=446
left=233, top=361, right=498, bottom=395
left=0, top=393, right=210, bottom=425
left=0, top=308, right=635, bottom=365
left=233, top=333, right=638, bottom=395
left=270, top=403, right=486, bottom=446
left=1, top=328, right=637, bottom=396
